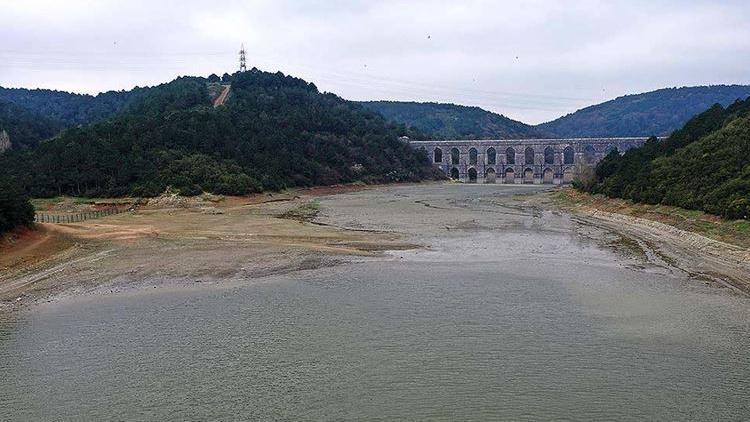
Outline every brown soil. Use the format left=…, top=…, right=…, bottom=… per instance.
left=0, top=226, right=76, bottom=276
left=213, top=84, right=231, bottom=107
left=0, top=184, right=414, bottom=309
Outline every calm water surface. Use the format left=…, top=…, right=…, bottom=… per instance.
left=1, top=185, right=748, bottom=420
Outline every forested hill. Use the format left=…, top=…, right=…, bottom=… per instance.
left=360, top=101, right=542, bottom=139
left=0, top=100, right=64, bottom=150
left=537, top=85, right=750, bottom=137
left=582, top=97, right=750, bottom=219
left=0, top=70, right=438, bottom=198
left=0, top=86, right=135, bottom=127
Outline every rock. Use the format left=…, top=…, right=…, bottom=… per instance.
left=0, top=130, right=11, bottom=153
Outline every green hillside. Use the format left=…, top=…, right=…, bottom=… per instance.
left=583, top=97, right=750, bottom=219
left=0, top=100, right=64, bottom=150
left=360, top=101, right=541, bottom=139
left=0, top=86, right=135, bottom=127
left=0, top=70, right=437, bottom=198
left=538, top=85, right=750, bottom=137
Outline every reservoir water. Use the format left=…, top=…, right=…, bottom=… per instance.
left=1, top=185, right=748, bottom=420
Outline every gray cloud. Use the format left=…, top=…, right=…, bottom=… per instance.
left=1, top=0, right=749, bottom=123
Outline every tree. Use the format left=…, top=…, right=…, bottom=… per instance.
left=1, top=70, right=438, bottom=199
left=0, top=174, right=35, bottom=234
left=582, top=97, right=750, bottom=219
left=208, top=73, right=220, bottom=83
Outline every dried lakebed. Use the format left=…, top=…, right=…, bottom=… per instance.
left=1, top=184, right=748, bottom=420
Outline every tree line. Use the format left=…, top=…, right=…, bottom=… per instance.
left=580, top=97, right=750, bottom=219
left=0, top=70, right=439, bottom=200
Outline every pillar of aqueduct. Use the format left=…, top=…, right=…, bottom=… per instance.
left=408, top=138, right=648, bottom=184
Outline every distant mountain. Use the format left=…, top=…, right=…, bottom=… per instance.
left=0, top=86, right=135, bottom=127
left=537, top=85, right=750, bottom=137
left=0, top=100, right=64, bottom=150
left=1, top=71, right=438, bottom=198
left=360, top=101, right=542, bottom=139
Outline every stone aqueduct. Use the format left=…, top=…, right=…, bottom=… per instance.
left=409, top=138, right=648, bottom=185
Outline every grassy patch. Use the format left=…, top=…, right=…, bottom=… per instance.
left=30, top=197, right=65, bottom=211
left=278, top=201, right=320, bottom=222
left=31, top=196, right=136, bottom=212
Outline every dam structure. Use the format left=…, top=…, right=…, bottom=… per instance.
left=409, top=137, right=649, bottom=184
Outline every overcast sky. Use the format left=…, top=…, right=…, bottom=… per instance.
left=1, top=0, right=749, bottom=124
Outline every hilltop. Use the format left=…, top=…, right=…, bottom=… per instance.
left=537, top=85, right=750, bottom=137
left=0, top=86, right=134, bottom=127
left=362, top=86, right=750, bottom=140
left=0, top=70, right=438, bottom=199
left=360, top=101, right=542, bottom=139
left=0, top=100, right=64, bottom=150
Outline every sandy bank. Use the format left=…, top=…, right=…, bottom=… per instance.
left=0, top=184, right=414, bottom=311
left=544, top=189, right=750, bottom=296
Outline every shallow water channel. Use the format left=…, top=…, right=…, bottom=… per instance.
left=1, top=184, right=748, bottom=420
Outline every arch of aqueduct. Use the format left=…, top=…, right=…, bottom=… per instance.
left=409, top=138, right=648, bottom=185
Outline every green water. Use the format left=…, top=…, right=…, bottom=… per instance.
left=1, top=185, right=748, bottom=420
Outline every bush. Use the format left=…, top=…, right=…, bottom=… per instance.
left=582, top=99, right=750, bottom=219
left=0, top=175, right=35, bottom=234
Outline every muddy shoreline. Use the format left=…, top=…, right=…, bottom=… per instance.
left=2, top=183, right=748, bottom=313
left=0, top=183, right=416, bottom=312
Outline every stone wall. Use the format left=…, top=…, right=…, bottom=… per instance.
left=409, top=137, right=649, bottom=184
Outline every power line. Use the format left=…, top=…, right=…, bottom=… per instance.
left=0, top=47, right=603, bottom=114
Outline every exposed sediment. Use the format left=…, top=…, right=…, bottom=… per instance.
left=2, top=183, right=748, bottom=313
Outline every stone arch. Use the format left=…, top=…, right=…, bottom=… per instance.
left=469, top=148, right=478, bottom=165
left=433, top=147, right=442, bottom=163
left=504, top=168, right=515, bottom=184
left=524, top=168, right=534, bottom=183
left=563, top=146, right=574, bottom=165
left=506, top=147, right=515, bottom=164
left=563, top=167, right=574, bottom=183
left=584, top=144, right=596, bottom=163
left=485, top=167, right=496, bottom=183
left=468, top=167, right=478, bottom=183
left=525, top=147, right=535, bottom=165
left=487, top=147, right=496, bottom=165
left=451, top=148, right=460, bottom=165
left=542, top=168, right=554, bottom=184
left=450, top=167, right=459, bottom=180
left=544, top=146, right=554, bottom=165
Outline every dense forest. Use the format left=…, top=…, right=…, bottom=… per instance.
left=0, top=86, right=142, bottom=149
left=0, top=86, right=135, bottom=127
left=0, top=174, right=34, bottom=235
left=0, top=100, right=65, bottom=150
left=538, top=85, right=750, bottom=137
left=361, top=86, right=750, bottom=140
left=0, top=70, right=438, bottom=199
left=361, top=101, right=542, bottom=139
left=581, top=97, right=750, bottom=219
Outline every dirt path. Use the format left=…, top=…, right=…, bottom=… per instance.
left=213, top=85, right=230, bottom=107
